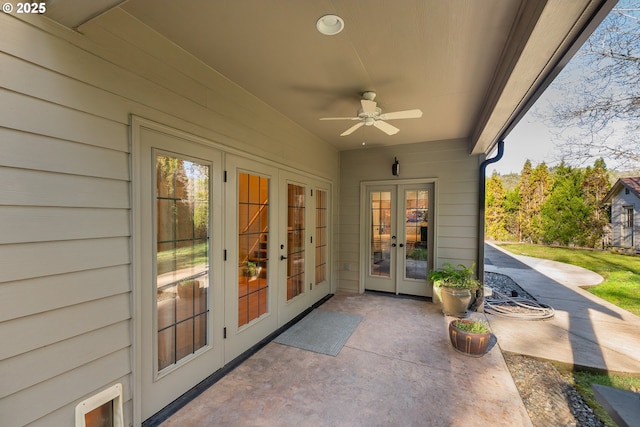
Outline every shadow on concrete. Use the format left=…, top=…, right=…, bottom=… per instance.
left=484, top=243, right=640, bottom=374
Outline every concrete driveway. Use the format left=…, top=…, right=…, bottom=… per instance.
left=484, top=242, right=640, bottom=374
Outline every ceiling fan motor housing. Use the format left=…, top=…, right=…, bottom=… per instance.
left=357, top=107, right=383, bottom=123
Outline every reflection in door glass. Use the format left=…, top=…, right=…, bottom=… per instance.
left=155, top=154, right=209, bottom=371
left=287, top=184, right=305, bottom=300
left=315, top=189, right=328, bottom=284
left=370, top=191, right=391, bottom=277
left=404, top=190, right=428, bottom=280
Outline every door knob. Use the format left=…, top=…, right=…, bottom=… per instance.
left=391, top=243, right=397, bottom=247
left=399, top=243, right=405, bottom=248
left=280, top=255, right=288, bottom=260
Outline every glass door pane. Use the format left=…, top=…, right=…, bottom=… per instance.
left=155, top=154, right=209, bottom=372
left=238, top=172, right=269, bottom=327
left=370, top=191, right=392, bottom=277
left=404, top=189, right=429, bottom=280
left=287, top=183, right=305, bottom=300
left=315, top=189, right=328, bottom=284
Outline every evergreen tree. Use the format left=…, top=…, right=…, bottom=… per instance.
left=485, top=171, right=509, bottom=240
left=518, top=160, right=552, bottom=243
left=503, top=187, right=521, bottom=241
left=517, top=160, right=533, bottom=242
left=582, top=158, right=610, bottom=247
left=541, top=163, right=590, bottom=246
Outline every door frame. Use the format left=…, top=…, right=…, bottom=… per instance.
left=131, top=117, right=225, bottom=422
left=359, top=178, right=438, bottom=295
left=224, top=154, right=280, bottom=362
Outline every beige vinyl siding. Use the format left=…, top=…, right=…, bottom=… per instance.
left=610, top=190, right=639, bottom=248
left=1, top=6, right=338, bottom=426
left=338, top=138, right=479, bottom=292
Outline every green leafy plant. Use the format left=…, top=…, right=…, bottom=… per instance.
left=245, top=261, right=258, bottom=277
left=452, top=319, right=489, bottom=334
left=428, top=263, right=480, bottom=290
left=407, top=248, right=428, bottom=260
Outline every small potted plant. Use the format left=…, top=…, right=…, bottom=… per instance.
left=448, top=318, right=492, bottom=357
left=428, top=263, right=480, bottom=317
left=177, top=279, right=195, bottom=300
left=244, top=261, right=261, bottom=280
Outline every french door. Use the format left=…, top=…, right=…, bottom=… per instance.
left=275, top=171, right=332, bottom=324
left=224, top=155, right=279, bottom=362
left=364, top=182, right=434, bottom=296
left=137, top=126, right=224, bottom=421
left=135, top=120, right=332, bottom=422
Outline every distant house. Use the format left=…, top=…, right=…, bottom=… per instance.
left=603, top=177, right=640, bottom=252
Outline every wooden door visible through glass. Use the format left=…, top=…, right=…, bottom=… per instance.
left=155, top=154, right=209, bottom=372
left=238, top=173, right=269, bottom=327
left=287, top=184, right=305, bottom=300
left=404, top=190, right=428, bottom=280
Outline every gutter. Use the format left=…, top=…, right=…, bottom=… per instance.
left=475, top=140, right=504, bottom=312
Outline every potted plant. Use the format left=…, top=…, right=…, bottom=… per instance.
left=177, top=279, right=195, bottom=300
left=428, top=263, right=480, bottom=317
left=244, top=261, right=261, bottom=280
left=448, top=318, right=492, bottom=357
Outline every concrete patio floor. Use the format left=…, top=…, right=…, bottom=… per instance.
left=160, top=291, right=532, bottom=427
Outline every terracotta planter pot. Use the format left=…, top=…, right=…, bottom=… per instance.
left=448, top=320, right=491, bottom=357
left=177, top=280, right=195, bottom=299
left=440, top=287, right=472, bottom=317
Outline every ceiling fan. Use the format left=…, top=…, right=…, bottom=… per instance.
left=320, top=91, right=423, bottom=136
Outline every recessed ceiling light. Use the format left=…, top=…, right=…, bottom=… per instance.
left=316, top=14, right=344, bottom=36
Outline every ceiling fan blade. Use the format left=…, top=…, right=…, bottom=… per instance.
left=319, top=117, right=360, bottom=121
left=361, top=99, right=377, bottom=114
left=341, top=122, right=365, bottom=136
left=379, top=109, right=423, bottom=120
left=373, top=120, right=400, bottom=135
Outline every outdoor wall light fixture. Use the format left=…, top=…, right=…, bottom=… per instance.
left=392, top=157, right=400, bottom=176
left=316, top=14, right=344, bottom=35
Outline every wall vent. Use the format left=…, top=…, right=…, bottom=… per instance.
left=75, top=383, right=124, bottom=427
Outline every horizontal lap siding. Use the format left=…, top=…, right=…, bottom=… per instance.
left=1, top=7, right=338, bottom=427
left=338, top=139, right=479, bottom=291
left=0, top=11, right=132, bottom=427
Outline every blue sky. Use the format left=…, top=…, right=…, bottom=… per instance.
left=488, top=112, right=557, bottom=175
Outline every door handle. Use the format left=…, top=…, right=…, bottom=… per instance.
left=280, top=255, right=288, bottom=260
left=399, top=243, right=405, bottom=248
left=391, top=243, right=397, bottom=247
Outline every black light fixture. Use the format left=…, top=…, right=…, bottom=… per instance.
left=392, top=157, right=400, bottom=176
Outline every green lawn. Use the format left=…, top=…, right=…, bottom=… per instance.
left=497, top=243, right=640, bottom=317
left=497, top=243, right=640, bottom=425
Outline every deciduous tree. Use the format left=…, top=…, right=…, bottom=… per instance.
left=540, top=1, right=640, bottom=168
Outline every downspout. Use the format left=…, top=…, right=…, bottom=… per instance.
left=475, top=140, right=504, bottom=312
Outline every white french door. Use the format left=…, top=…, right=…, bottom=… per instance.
left=134, top=121, right=333, bottom=422
left=137, top=126, right=224, bottom=421
left=363, top=182, right=434, bottom=296
left=223, top=155, right=279, bottom=362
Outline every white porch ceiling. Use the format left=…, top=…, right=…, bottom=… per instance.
left=46, top=0, right=613, bottom=154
